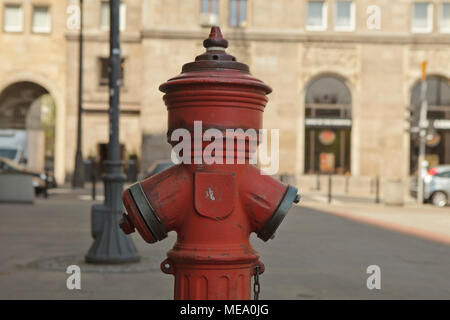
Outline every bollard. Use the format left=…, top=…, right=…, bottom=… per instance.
left=91, top=161, right=96, bottom=201
left=43, top=167, right=49, bottom=199
left=316, top=172, right=321, bottom=191
left=345, top=174, right=349, bottom=194
left=370, top=177, right=374, bottom=194
left=328, top=173, right=332, bottom=203
left=375, top=175, right=380, bottom=204
left=127, top=159, right=138, bottom=182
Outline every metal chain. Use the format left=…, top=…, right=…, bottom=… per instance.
left=253, top=265, right=261, bottom=300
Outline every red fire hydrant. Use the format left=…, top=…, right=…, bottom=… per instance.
left=119, top=27, right=300, bottom=300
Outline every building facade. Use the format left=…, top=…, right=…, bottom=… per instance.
left=0, top=0, right=449, bottom=185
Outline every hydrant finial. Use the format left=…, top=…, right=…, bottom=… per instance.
left=203, top=26, right=228, bottom=50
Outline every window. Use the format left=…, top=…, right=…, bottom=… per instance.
left=3, top=4, right=23, bottom=32
left=32, top=6, right=51, bottom=33
left=412, top=2, right=433, bottom=33
left=436, top=171, right=450, bottom=178
left=202, top=0, right=218, bottom=14
left=304, top=76, right=352, bottom=174
left=99, top=57, right=125, bottom=86
left=335, top=1, right=354, bottom=31
left=200, top=0, right=218, bottom=27
left=100, top=1, right=126, bottom=31
left=229, top=0, right=247, bottom=27
left=306, top=1, right=327, bottom=31
left=441, top=3, right=450, bottom=33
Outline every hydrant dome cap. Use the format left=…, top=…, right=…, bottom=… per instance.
left=181, top=26, right=250, bottom=74
left=159, top=27, right=272, bottom=95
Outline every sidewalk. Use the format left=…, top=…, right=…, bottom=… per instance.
left=300, top=196, right=450, bottom=246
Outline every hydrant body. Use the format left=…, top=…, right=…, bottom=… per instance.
left=120, top=27, right=299, bottom=300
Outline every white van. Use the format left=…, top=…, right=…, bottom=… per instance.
left=0, top=129, right=27, bottom=163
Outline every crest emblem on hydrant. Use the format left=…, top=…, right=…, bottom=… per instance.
left=119, top=26, right=300, bottom=300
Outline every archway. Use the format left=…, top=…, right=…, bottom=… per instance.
left=304, top=75, right=352, bottom=174
left=409, top=75, right=450, bottom=173
left=0, top=81, right=56, bottom=173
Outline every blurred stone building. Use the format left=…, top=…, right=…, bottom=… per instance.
left=0, top=0, right=449, bottom=186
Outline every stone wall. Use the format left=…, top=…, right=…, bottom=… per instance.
left=1, top=0, right=449, bottom=183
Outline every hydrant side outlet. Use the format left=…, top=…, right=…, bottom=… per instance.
left=120, top=26, right=300, bottom=300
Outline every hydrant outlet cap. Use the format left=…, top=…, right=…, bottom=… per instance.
left=258, top=185, right=299, bottom=242
left=128, top=183, right=167, bottom=241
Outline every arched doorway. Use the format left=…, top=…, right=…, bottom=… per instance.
left=410, top=75, right=450, bottom=173
left=304, top=75, right=352, bottom=174
left=0, top=81, right=56, bottom=172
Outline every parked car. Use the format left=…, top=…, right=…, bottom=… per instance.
left=0, top=147, right=23, bottom=162
left=410, top=165, right=450, bottom=207
left=0, top=156, right=56, bottom=195
left=0, top=129, right=27, bottom=163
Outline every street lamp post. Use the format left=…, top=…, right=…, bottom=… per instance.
left=417, top=61, right=428, bottom=205
left=72, top=0, right=85, bottom=188
left=85, top=0, right=140, bottom=264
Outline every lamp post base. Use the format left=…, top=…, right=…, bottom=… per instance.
left=85, top=211, right=140, bottom=264
left=86, top=167, right=140, bottom=264
left=72, top=151, right=85, bottom=188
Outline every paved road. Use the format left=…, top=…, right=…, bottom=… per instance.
left=0, top=193, right=449, bottom=299
left=257, top=205, right=450, bottom=299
